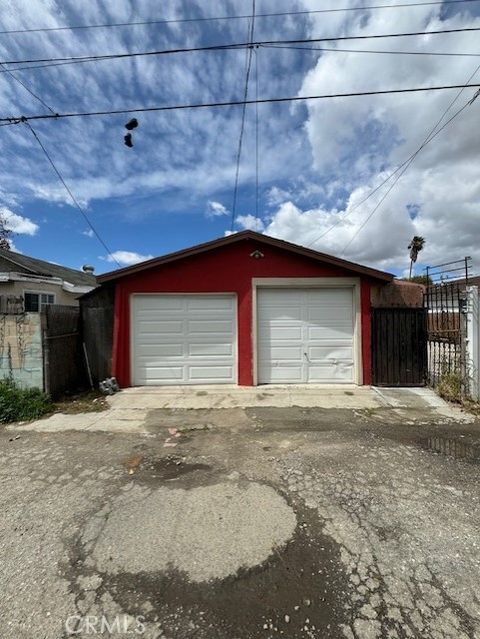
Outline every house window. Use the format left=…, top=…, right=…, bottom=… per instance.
left=24, top=292, right=55, bottom=312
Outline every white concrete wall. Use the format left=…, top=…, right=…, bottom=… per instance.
left=466, top=286, right=479, bottom=400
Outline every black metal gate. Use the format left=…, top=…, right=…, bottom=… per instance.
left=424, top=282, right=468, bottom=393
left=371, top=308, right=427, bottom=386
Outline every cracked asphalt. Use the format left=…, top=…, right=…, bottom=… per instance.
left=1, top=404, right=480, bottom=638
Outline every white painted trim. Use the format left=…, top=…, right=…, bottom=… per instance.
left=0, top=272, right=94, bottom=294
left=130, top=292, right=238, bottom=386
left=251, top=277, right=363, bottom=386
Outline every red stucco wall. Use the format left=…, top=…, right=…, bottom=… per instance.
left=112, top=238, right=374, bottom=387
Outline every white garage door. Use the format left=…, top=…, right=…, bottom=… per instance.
left=257, top=288, right=355, bottom=384
left=132, top=295, right=236, bottom=385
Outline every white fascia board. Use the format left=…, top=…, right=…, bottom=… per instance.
left=0, top=271, right=94, bottom=294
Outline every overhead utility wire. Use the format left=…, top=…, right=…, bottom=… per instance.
left=340, top=81, right=480, bottom=253
left=2, top=83, right=480, bottom=125
left=23, top=122, right=120, bottom=266
left=0, top=0, right=478, bottom=35
left=262, top=44, right=480, bottom=58
left=340, top=94, right=478, bottom=254
left=308, top=75, right=480, bottom=248
left=2, top=44, right=478, bottom=78
left=230, top=0, right=256, bottom=232
left=0, top=63, right=56, bottom=113
left=308, top=64, right=480, bottom=248
left=1, top=27, right=479, bottom=69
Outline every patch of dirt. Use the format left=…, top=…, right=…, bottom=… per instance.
left=53, top=391, right=109, bottom=415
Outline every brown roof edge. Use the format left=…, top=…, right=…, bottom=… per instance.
left=97, top=230, right=394, bottom=284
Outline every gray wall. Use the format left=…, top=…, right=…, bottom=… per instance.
left=0, top=313, right=43, bottom=388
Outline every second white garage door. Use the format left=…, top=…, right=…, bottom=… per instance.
left=257, top=288, right=355, bottom=384
left=132, top=295, right=236, bottom=385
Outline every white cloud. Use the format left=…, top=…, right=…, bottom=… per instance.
left=0, top=207, right=39, bottom=236
left=82, top=228, right=94, bottom=238
left=236, top=214, right=265, bottom=232
left=105, top=250, right=154, bottom=266
left=206, top=200, right=229, bottom=218
left=266, top=186, right=292, bottom=207
left=256, top=0, right=480, bottom=271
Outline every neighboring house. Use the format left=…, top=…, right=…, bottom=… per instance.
left=84, top=230, right=395, bottom=388
left=0, top=249, right=97, bottom=311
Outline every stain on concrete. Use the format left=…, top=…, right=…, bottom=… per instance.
left=74, top=501, right=347, bottom=639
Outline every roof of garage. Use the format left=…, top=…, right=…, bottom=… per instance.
left=98, top=230, right=394, bottom=284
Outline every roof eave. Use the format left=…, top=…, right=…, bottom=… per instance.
left=97, top=231, right=394, bottom=284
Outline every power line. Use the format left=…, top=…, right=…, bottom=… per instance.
left=0, top=0, right=477, bottom=36
left=308, top=66, right=480, bottom=249
left=23, top=122, right=120, bottom=266
left=340, top=78, right=480, bottom=253
left=262, top=44, right=480, bottom=58
left=231, top=0, right=256, bottom=232
left=2, top=83, right=480, bottom=125
left=3, top=43, right=479, bottom=78
left=0, top=63, right=56, bottom=113
left=340, top=98, right=475, bottom=254
left=308, top=79, right=480, bottom=247
left=1, top=27, right=479, bottom=69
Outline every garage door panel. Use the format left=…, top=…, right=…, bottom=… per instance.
left=188, top=320, right=233, bottom=333
left=132, top=295, right=236, bottom=385
left=259, top=308, right=303, bottom=321
left=137, top=344, right=183, bottom=357
left=188, top=342, right=233, bottom=357
left=138, top=297, right=184, bottom=311
left=308, top=345, right=354, bottom=361
left=187, top=297, right=234, bottom=311
left=307, top=307, right=353, bottom=321
left=258, top=288, right=355, bottom=384
left=259, top=325, right=303, bottom=341
left=189, top=366, right=234, bottom=380
left=259, top=364, right=304, bottom=383
left=137, top=320, right=184, bottom=334
left=308, top=363, right=354, bottom=382
left=139, top=366, right=184, bottom=382
left=308, top=329, right=353, bottom=342
left=259, top=345, right=303, bottom=360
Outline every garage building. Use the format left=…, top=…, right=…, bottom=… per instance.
left=89, top=231, right=393, bottom=387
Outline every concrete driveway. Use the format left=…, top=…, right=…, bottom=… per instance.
left=2, top=386, right=480, bottom=638
left=13, top=384, right=471, bottom=433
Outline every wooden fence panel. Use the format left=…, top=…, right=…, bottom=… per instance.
left=81, top=306, right=113, bottom=385
left=43, top=305, right=87, bottom=397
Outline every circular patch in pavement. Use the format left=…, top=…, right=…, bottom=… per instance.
left=91, top=482, right=296, bottom=582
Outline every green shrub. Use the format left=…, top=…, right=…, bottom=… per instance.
left=0, top=378, right=53, bottom=424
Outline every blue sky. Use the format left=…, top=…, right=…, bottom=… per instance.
left=0, top=0, right=479, bottom=277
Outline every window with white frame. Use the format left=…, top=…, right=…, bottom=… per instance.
left=24, top=291, right=55, bottom=312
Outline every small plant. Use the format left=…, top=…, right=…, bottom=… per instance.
left=436, top=370, right=463, bottom=403
left=0, top=378, right=53, bottom=424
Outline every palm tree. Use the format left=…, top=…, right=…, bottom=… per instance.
left=408, top=236, right=425, bottom=279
